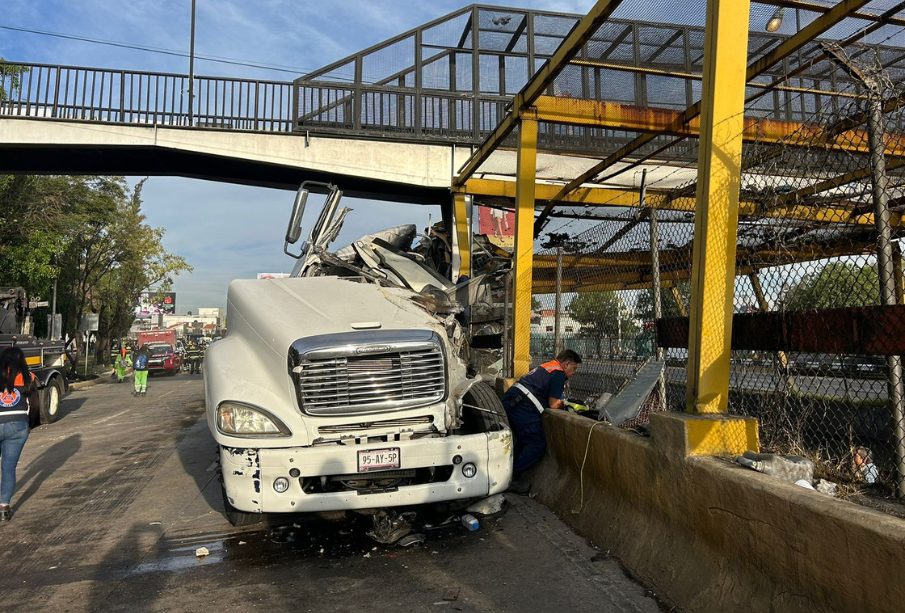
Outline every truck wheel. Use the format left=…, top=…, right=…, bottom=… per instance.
left=461, top=381, right=509, bottom=432
left=221, top=481, right=263, bottom=527
left=40, top=376, right=64, bottom=425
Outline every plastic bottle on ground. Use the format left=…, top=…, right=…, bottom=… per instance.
left=460, top=513, right=479, bottom=532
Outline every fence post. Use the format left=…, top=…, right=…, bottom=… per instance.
left=646, top=170, right=666, bottom=409
left=554, top=246, right=563, bottom=355
left=51, top=68, right=61, bottom=118
left=866, top=85, right=905, bottom=498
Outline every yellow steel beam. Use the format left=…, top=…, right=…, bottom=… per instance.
left=451, top=0, right=625, bottom=188
left=532, top=96, right=905, bottom=157
left=462, top=178, right=905, bottom=228
left=531, top=265, right=759, bottom=294
left=452, top=192, right=471, bottom=280
left=671, top=286, right=689, bottom=317
left=686, top=0, right=751, bottom=416
left=532, top=240, right=872, bottom=270
left=568, top=58, right=866, bottom=100
left=775, top=157, right=905, bottom=205
left=513, top=115, right=539, bottom=378
left=545, top=0, right=870, bottom=206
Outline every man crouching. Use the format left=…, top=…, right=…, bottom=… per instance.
left=502, top=349, right=582, bottom=494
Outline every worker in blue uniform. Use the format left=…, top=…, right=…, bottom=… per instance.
left=502, top=349, right=582, bottom=494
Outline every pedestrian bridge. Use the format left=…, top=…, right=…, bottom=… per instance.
left=4, top=2, right=905, bottom=611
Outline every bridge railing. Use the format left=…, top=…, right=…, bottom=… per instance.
left=0, top=62, right=294, bottom=132
left=294, top=79, right=510, bottom=144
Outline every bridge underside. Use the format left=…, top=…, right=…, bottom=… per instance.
left=0, top=119, right=452, bottom=204
left=0, top=144, right=438, bottom=203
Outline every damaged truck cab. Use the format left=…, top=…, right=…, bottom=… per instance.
left=205, top=183, right=512, bottom=525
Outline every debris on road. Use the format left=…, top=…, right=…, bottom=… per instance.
left=398, top=533, right=426, bottom=547
left=467, top=493, right=505, bottom=516
left=195, top=547, right=210, bottom=558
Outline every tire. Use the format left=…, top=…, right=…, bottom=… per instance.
left=221, top=481, right=263, bottom=527
left=40, top=376, right=64, bottom=425
left=460, top=381, right=509, bottom=433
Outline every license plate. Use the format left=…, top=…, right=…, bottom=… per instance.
left=357, top=447, right=401, bottom=473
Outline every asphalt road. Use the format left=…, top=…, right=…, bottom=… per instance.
left=0, top=374, right=660, bottom=612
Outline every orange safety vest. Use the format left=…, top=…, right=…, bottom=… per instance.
left=512, top=360, right=565, bottom=413
left=0, top=371, right=35, bottom=415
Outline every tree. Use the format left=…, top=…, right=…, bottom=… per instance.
left=636, top=281, right=690, bottom=321
left=0, top=59, right=26, bottom=102
left=0, top=174, right=190, bottom=363
left=91, top=180, right=191, bottom=363
left=569, top=291, right=638, bottom=358
left=782, top=262, right=880, bottom=310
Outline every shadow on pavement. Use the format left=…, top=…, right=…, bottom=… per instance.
left=88, top=522, right=167, bottom=612
left=54, top=396, right=87, bottom=424
left=14, top=434, right=82, bottom=509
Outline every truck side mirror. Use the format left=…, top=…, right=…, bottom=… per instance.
left=285, top=188, right=309, bottom=245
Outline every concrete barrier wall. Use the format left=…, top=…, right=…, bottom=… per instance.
left=532, top=410, right=905, bottom=613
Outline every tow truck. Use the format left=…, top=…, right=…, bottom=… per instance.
left=0, top=287, right=71, bottom=426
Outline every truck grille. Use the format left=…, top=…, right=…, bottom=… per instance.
left=295, top=345, right=446, bottom=415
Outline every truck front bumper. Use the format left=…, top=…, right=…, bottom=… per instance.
left=220, top=430, right=512, bottom=513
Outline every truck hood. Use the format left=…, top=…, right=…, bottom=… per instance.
left=227, top=277, right=447, bottom=359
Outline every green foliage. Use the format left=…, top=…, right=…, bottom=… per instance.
left=0, top=60, right=26, bottom=102
left=636, top=282, right=689, bottom=320
left=0, top=174, right=191, bottom=361
left=569, top=291, right=638, bottom=357
left=782, top=262, right=880, bottom=310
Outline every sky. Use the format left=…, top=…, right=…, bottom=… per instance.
left=0, top=0, right=598, bottom=313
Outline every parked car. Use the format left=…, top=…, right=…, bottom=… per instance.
left=146, top=343, right=182, bottom=375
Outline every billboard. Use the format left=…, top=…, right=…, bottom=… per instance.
left=256, top=273, right=290, bottom=279
left=135, top=291, right=176, bottom=317
left=477, top=206, right=515, bottom=249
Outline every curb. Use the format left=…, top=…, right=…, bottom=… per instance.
left=69, top=370, right=115, bottom=391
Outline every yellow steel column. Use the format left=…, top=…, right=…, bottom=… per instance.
left=452, top=192, right=471, bottom=280
left=685, top=0, right=751, bottom=415
left=512, top=113, right=539, bottom=377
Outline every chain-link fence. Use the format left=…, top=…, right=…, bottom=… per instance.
left=527, top=42, right=905, bottom=500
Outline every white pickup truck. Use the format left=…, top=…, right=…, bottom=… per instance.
left=205, top=183, right=512, bottom=526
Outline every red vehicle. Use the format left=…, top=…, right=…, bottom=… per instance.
left=145, top=343, right=182, bottom=376
left=137, top=330, right=177, bottom=348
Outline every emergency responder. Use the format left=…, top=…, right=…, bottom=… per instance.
left=114, top=347, right=131, bottom=383
left=185, top=340, right=203, bottom=375
left=502, top=349, right=582, bottom=494
left=132, top=345, right=150, bottom=396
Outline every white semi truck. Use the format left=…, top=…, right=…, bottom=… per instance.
left=205, top=183, right=512, bottom=526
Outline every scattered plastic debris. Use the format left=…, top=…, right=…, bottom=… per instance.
left=238, top=541, right=246, bottom=546
left=367, top=510, right=416, bottom=544
left=795, top=479, right=815, bottom=490
left=398, top=533, right=426, bottom=547
left=736, top=451, right=814, bottom=483
left=466, top=494, right=505, bottom=516
left=149, top=521, right=162, bottom=526
left=460, top=514, right=480, bottom=532
left=815, top=479, right=838, bottom=496
left=195, top=547, right=210, bottom=557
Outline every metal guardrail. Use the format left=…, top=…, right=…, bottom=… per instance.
left=0, top=62, right=294, bottom=132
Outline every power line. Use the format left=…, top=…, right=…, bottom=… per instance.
left=0, top=23, right=353, bottom=80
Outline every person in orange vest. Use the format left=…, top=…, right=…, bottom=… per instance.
left=114, top=346, right=132, bottom=383
left=0, top=346, right=36, bottom=521
left=502, top=349, right=582, bottom=494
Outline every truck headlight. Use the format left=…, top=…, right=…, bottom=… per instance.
left=217, top=401, right=291, bottom=436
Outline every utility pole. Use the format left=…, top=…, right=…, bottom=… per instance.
left=188, top=0, right=197, bottom=126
